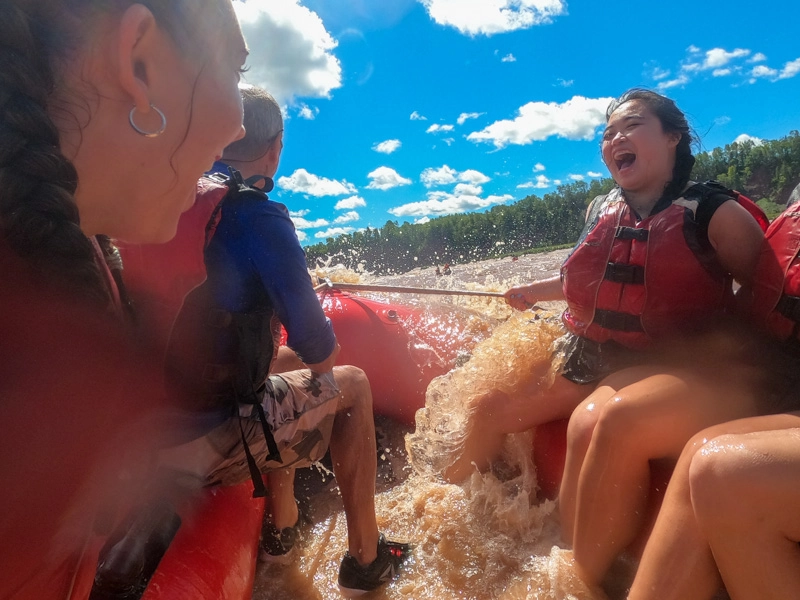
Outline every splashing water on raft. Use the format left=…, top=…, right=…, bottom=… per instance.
left=252, top=250, right=608, bottom=600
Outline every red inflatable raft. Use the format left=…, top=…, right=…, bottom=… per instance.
left=112, top=289, right=569, bottom=600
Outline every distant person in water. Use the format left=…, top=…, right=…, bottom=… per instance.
left=442, top=86, right=766, bottom=507
left=443, top=263, right=452, bottom=275
left=148, top=85, right=411, bottom=596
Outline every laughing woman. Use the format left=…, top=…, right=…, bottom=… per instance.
left=443, top=88, right=766, bottom=505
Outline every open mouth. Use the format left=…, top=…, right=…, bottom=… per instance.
left=614, top=152, right=636, bottom=170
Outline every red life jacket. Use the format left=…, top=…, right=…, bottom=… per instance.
left=118, top=178, right=229, bottom=355
left=750, top=201, right=800, bottom=341
left=561, top=182, right=764, bottom=349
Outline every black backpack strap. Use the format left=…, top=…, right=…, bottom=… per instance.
left=684, top=180, right=738, bottom=203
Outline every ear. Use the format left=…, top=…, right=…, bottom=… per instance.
left=667, top=131, right=682, bottom=149
left=116, top=5, right=160, bottom=113
left=263, top=131, right=284, bottom=177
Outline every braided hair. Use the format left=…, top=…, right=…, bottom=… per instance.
left=0, top=0, right=235, bottom=310
left=606, top=88, right=697, bottom=202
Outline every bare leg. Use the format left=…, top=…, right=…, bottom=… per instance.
left=266, top=468, right=298, bottom=530
left=572, top=372, right=757, bottom=586
left=443, top=370, right=589, bottom=483
left=560, top=386, right=619, bottom=544
left=328, top=365, right=380, bottom=566
left=690, top=414, right=800, bottom=600
left=265, top=346, right=304, bottom=529
left=272, top=345, right=305, bottom=373
left=560, top=367, right=666, bottom=544
left=629, top=413, right=800, bottom=600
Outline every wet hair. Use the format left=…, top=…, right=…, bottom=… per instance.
left=222, top=86, right=284, bottom=163
left=0, top=0, right=236, bottom=309
left=606, top=88, right=696, bottom=202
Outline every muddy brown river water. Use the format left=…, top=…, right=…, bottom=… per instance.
left=252, top=249, right=612, bottom=600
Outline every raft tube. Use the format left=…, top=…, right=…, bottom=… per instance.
left=87, top=290, right=569, bottom=600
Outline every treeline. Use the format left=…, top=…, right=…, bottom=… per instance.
left=306, top=131, right=800, bottom=275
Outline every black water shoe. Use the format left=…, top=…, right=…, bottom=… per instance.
left=337, top=534, right=412, bottom=597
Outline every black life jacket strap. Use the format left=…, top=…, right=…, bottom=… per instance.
left=237, top=416, right=267, bottom=498
left=593, top=309, right=645, bottom=332
left=605, top=262, right=645, bottom=285
left=615, top=226, right=649, bottom=242
left=776, top=295, right=800, bottom=324
left=253, top=399, right=282, bottom=463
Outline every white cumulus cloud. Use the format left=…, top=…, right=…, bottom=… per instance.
left=703, top=48, right=750, bottom=69
left=657, top=73, right=690, bottom=90
left=373, top=139, right=402, bottom=154
left=454, top=183, right=483, bottom=195
left=420, top=165, right=457, bottom=187
left=292, top=215, right=330, bottom=229
left=587, top=171, right=603, bottom=178
left=569, top=174, right=584, bottom=181
left=233, top=0, right=342, bottom=105
left=366, top=167, right=412, bottom=190
left=278, top=168, right=357, bottom=196
left=467, top=96, right=613, bottom=148
left=534, top=163, right=546, bottom=171
left=418, top=0, right=567, bottom=36
left=421, top=165, right=490, bottom=187
left=501, top=53, right=517, bottom=63
left=388, top=190, right=513, bottom=217
left=334, top=211, right=360, bottom=224
left=334, top=195, right=366, bottom=210
left=315, top=227, right=355, bottom=239
left=426, top=123, right=455, bottom=133
left=457, top=112, right=483, bottom=125
left=297, top=104, right=319, bottom=119
left=779, top=58, right=800, bottom=79
left=410, top=111, right=428, bottom=120
left=295, top=230, right=307, bottom=241
left=733, top=134, right=763, bottom=146
left=517, top=174, right=550, bottom=189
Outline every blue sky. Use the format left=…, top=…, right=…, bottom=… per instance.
left=232, top=0, right=800, bottom=245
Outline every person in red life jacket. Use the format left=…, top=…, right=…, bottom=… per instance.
left=626, top=189, right=800, bottom=600
left=0, top=2, right=248, bottom=599
left=151, top=86, right=410, bottom=596
left=443, top=89, right=766, bottom=486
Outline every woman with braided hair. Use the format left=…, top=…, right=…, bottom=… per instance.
left=0, top=1, right=246, bottom=597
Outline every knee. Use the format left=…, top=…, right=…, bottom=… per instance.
left=468, top=388, right=505, bottom=420
left=591, top=393, right=645, bottom=450
left=688, top=435, right=752, bottom=524
left=332, top=365, right=372, bottom=404
left=566, top=404, right=601, bottom=454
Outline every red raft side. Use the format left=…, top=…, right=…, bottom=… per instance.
left=320, top=289, right=467, bottom=425
left=320, top=289, right=574, bottom=500
left=141, top=484, right=264, bottom=600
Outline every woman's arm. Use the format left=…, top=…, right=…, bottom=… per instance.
left=504, top=275, right=565, bottom=311
left=707, top=200, right=765, bottom=311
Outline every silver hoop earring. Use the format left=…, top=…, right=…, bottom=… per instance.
left=129, top=104, right=167, bottom=138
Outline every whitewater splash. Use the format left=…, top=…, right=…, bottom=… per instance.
left=253, top=250, right=607, bottom=600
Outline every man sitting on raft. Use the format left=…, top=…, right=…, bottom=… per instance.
left=136, top=86, right=411, bottom=596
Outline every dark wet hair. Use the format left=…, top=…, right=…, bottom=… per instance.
left=0, top=0, right=236, bottom=308
left=606, top=88, right=696, bottom=202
